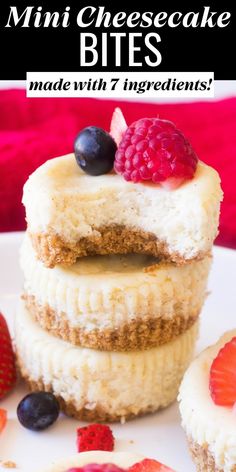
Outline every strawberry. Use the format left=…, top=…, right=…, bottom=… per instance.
left=77, top=424, right=114, bottom=453
left=209, top=336, right=236, bottom=406
left=66, top=469, right=82, bottom=472
left=0, top=408, right=7, bottom=433
left=110, top=108, right=127, bottom=146
left=129, top=459, right=175, bottom=472
left=159, top=177, right=186, bottom=191
left=0, top=312, right=16, bottom=400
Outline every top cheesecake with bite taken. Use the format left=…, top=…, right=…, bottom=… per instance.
left=22, top=109, right=222, bottom=268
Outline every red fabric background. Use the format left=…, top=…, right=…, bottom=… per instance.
left=0, top=90, right=236, bottom=248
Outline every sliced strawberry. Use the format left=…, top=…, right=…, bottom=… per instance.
left=129, top=458, right=175, bottom=472
left=0, top=312, right=16, bottom=400
left=209, top=336, right=236, bottom=406
left=160, top=177, right=185, bottom=190
left=66, top=469, right=82, bottom=472
left=110, top=108, right=127, bottom=146
left=0, top=409, right=7, bottom=433
left=77, top=424, right=114, bottom=453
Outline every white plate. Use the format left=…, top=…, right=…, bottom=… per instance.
left=0, top=232, right=236, bottom=472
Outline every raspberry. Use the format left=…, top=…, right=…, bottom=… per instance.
left=77, top=424, right=114, bottom=453
left=67, top=465, right=125, bottom=472
left=114, top=118, right=198, bottom=187
left=209, top=336, right=236, bottom=406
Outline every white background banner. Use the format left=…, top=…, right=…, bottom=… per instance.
left=27, top=72, right=214, bottom=98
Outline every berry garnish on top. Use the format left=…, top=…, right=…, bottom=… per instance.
left=67, top=465, right=124, bottom=472
left=77, top=424, right=114, bottom=453
left=0, top=409, right=7, bottom=433
left=129, top=458, right=175, bottom=472
left=114, top=117, right=198, bottom=187
left=17, top=392, right=60, bottom=431
left=209, top=336, right=236, bottom=407
left=110, top=107, right=128, bottom=146
left=0, top=312, right=16, bottom=400
left=73, top=108, right=198, bottom=188
left=74, top=126, right=117, bottom=176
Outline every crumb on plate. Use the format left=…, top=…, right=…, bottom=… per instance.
left=0, top=461, right=17, bottom=469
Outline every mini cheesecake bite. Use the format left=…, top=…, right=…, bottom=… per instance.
left=179, top=331, right=236, bottom=472
left=20, top=234, right=210, bottom=351
left=39, top=451, right=175, bottom=472
left=15, top=298, right=198, bottom=422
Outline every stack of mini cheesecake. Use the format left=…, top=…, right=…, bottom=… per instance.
left=16, top=151, right=222, bottom=422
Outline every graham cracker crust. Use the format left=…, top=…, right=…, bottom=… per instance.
left=24, top=294, right=199, bottom=351
left=17, top=371, right=165, bottom=423
left=29, top=225, right=201, bottom=268
left=188, top=438, right=236, bottom=472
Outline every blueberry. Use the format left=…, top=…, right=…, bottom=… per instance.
left=74, top=126, right=117, bottom=176
left=17, top=392, right=60, bottom=431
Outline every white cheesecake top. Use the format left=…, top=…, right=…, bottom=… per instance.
left=39, top=451, right=143, bottom=472
left=22, top=154, right=222, bottom=260
left=179, top=330, right=236, bottom=472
